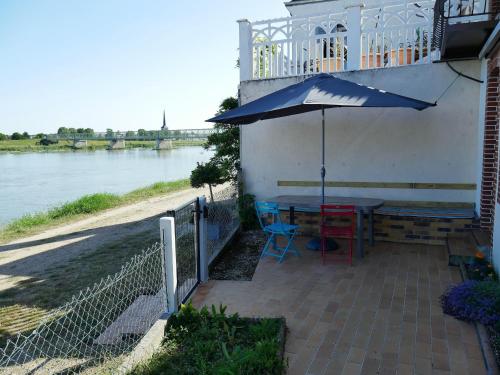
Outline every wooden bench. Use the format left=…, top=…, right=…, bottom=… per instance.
left=374, top=206, right=476, bottom=219
left=373, top=205, right=478, bottom=245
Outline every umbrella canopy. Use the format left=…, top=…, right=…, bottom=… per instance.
left=207, top=74, right=435, bottom=125
left=206, top=73, right=435, bottom=204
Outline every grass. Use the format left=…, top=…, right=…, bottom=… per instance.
left=130, top=303, right=286, bottom=375
left=0, top=179, right=191, bottom=243
left=0, top=229, right=160, bottom=346
left=0, top=139, right=205, bottom=152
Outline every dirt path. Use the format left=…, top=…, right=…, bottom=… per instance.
left=0, top=185, right=224, bottom=291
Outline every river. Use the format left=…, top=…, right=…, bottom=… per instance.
left=0, top=147, right=213, bottom=226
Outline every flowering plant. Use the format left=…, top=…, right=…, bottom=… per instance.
left=467, top=254, right=498, bottom=282
left=441, top=280, right=500, bottom=326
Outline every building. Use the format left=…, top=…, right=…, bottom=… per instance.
left=236, top=0, right=499, bottom=258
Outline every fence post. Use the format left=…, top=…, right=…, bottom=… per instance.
left=160, top=217, right=178, bottom=314
left=238, top=19, right=253, bottom=82
left=346, top=1, right=363, bottom=71
left=198, top=196, right=209, bottom=282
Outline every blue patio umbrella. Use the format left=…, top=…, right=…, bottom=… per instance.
left=207, top=73, right=435, bottom=203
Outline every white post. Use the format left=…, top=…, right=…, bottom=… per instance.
left=198, top=196, right=209, bottom=282
left=346, top=1, right=363, bottom=71
left=238, top=19, right=253, bottom=81
left=160, top=217, right=178, bottom=314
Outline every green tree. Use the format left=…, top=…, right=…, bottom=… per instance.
left=84, top=128, right=94, bottom=135
left=57, top=127, right=68, bottom=135
left=125, top=130, right=135, bottom=137
left=34, top=133, right=45, bottom=139
left=105, top=128, right=114, bottom=138
left=137, top=129, right=147, bottom=136
left=190, top=162, right=224, bottom=202
left=0, top=133, right=7, bottom=141
left=11, top=132, right=22, bottom=140
left=204, top=97, right=239, bottom=182
left=22, top=132, right=30, bottom=139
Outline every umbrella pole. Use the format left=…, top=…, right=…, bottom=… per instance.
left=321, top=107, right=326, bottom=205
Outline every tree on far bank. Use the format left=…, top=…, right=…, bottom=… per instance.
left=0, top=133, right=7, bottom=141
left=11, top=132, right=23, bottom=140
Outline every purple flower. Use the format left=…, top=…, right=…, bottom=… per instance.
left=441, top=280, right=500, bottom=326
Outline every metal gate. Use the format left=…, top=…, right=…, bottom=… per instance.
left=167, top=198, right=201, bottom=305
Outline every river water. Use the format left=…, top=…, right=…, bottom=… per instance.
left=0, top=147, right=213, bottom=226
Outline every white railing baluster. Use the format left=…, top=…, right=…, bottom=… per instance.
left=246, top=0, right=435, bottom=79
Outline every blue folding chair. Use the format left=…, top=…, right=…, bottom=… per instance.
left=255, top=201, right=300, bottom=263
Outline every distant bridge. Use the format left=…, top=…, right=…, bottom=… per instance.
left=44, top=128, right=215, bottom=150
left=46, top=128, right=215, bottom=141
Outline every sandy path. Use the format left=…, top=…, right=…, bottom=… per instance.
left=0, top=185, right=225, bottom=291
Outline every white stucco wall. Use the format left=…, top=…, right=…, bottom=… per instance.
left=493, top=203, right=500, bottom=272
left=285, top=0, right=390, bottom=17
left=240, top=61, right=481, bottom=202
left=286, top=0, right=345, bottom=17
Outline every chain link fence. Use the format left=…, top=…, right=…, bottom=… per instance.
left=0, top=243, right=166, bottom=375
left=0, top=188, right=241, bottom=375
left=207, top=186, right=240, bottom=265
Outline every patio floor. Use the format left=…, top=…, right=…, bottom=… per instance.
left=192, top=238, right=486, bottom=375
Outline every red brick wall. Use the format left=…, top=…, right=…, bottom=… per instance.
left=491, top=0, right=500, bottom=15
left=480, top=46, right=500, bottom=231
left=478, top=0, right=498, bottom=230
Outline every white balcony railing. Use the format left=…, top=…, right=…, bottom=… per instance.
left=238, top=0, right=436, bottom=81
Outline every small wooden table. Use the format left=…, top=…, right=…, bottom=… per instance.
left=269, top=195, right=385, bottom=258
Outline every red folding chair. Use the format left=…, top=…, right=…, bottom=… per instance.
left=320, top=204, right=355, bottom=265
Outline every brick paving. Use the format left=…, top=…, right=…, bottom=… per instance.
left=192, top=239, right=486, bottom=375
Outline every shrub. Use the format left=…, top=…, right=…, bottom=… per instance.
left=441, top=280, right=500, bottom=326
left=11, top=132, right=23, bottom=140
left=238, top=194, right=259, bottom=230
left=190, top=162, right=224, bottom=202
left=131, top=302, right=285, bottom=375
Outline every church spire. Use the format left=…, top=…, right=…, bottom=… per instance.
left=161, top=110, right=167, bottom=130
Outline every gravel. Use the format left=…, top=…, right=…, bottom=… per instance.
left=209, top=230, right=265, bottom=281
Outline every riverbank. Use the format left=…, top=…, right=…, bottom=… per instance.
left=0, top=139, right=205, bottom=152
left=0, top=179, right=192, bottom=243
left=0, top=184, right=225, bottom=346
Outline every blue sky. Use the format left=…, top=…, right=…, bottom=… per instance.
left=0, top=0, right=288, bottom=134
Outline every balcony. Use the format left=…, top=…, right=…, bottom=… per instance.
left=238, top=0, right=436, bottom=81
left=433, top=0, right=498, bottom=60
